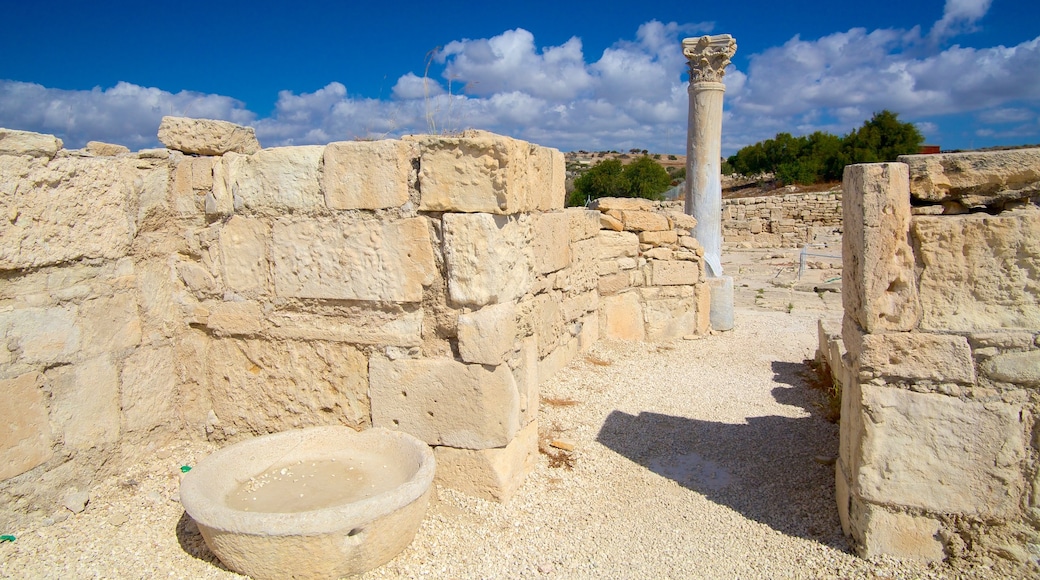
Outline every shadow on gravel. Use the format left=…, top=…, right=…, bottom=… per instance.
left=175, top=511, right=231, bottom=571
left=596, top=368, right=846, bottom=546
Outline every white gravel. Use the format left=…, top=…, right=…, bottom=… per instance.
left=0, top=302, right=1019, bottom=578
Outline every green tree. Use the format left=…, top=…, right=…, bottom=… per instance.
left=568, top=159, right=628, bottom=206
left=842, top=110, right=924, bottom=165
left=622, top=156, right=672, bottom=200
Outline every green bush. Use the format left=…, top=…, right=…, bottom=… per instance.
left=567, top=156, right=672, bottom=206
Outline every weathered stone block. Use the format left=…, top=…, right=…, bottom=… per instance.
left=566, top=208, right=601, bottom=242
left=458, top=303, right=517, bottom=365
left=666, top=211, right=697, bottom=230
left=842, top=163, right=920, bottom=332
left=323, top=140, right=416, bottom=210
left=599, top=213, right=624, bottom=231
left=598, top=230, right=639, bottom=260
left=0, top=372, right=53, bottom=480
left=856, top=332, right=976, bottom=385
left=224, top=146, right=325, bottom=213
left=0, top=156, right=136, bottom=269
left=694, top=282, right=711, bottom=335
left=369, top=357, right=520, bottom=450
left=555, top=237, right=598, bottom=294
left=598, top=272, right=629, bottom=296
left=208, top=339, right=369, bottom=435
left=913, top=209, right=1040, bottom=332
left=621, top=210, right=669, bottom=232
left=590, top=197, right=654, bottom=211
left=512, top=336, right=539, bottom=426
left=158, top=116, right=260, bottom=156
left=648, top=260, right=699, bottom=286
left=85, top=141, right=130, bottom=156
left=600, top=292, right=645, bottom=341
left=79, top=293, right=142, bottom=357
left=172, top=156, right=216, bottom=216
left=532, top=212, right=571, bottom=274
left=857, top=385, right=1024, bottom=516
left=409, top=131, right=552, bottom=214
left=205, top=301, right=263, bottom=336
left=219, top=216, right=271, bottom=296
left=120, top=346, right=177, bottom=434
left=434, top=420, right=538, bottom=502
left=0, top=306, right=80, bottom=368
left=531, top=293, right=564, bottom=358
left=981, top=350, right=1040, bottom=386
left=539, top=336, right=579, bottom=384
left=639, top=230, right=678, bottom=245
left=442, top=213, right=532, bottom=307
left=899, top=148, right=1040, bottom=207
left=857, top=505, right=944, bottom=562
left=0, top=128, right=63, bottom=157
left=47, top=356, right=121, bottom=449
left=643, top=296, right=697, bottom=341
left=267, top=307, right=422, bottom=347
left=273, top=217, right=435, bottom=302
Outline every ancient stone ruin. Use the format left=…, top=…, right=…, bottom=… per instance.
left=828, top=149, right=1040, bottom=562
left=0, top=118, right=711, bottom=527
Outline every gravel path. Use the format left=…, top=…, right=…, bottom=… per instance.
left=0, top=304, right=1013, bottom=579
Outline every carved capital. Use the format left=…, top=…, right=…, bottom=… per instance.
left=683, top=34, right=737, bottom=84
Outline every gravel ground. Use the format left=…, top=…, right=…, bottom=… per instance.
left=0, top=251, right=1024, bottom=579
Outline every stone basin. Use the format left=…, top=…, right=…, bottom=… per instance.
left=180, top=426, right=435, bottom=580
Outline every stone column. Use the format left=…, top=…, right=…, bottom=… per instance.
left=683, top=34, right=736, bottom=330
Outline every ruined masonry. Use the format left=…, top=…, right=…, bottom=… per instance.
left=0, top=119, right=711, bottom=526
left=831, top=148, right=1040, bottom=564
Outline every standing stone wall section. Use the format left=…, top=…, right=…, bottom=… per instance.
left=836, top=148, right=1040, bottom=565
left=722, top=190, right=843, bottom=248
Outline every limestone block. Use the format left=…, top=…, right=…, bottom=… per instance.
left=643, top=248, right=673, bottom=261
left=458, top=303, right=517, bottom=365
left=78, top=293, right=142, bottom=357
left=695, top=283, right=711, bottom=335
left=0, top=156, right=136, bottom=269
left=172, top=156, right=216, bottom=216
left=666, top=211, right=698, bottom=230
left=856, top=333, right=976, bottom=385
left=835, top=460, right=851, bottom=537
left=266, top=308, right=422, bottom=347
left=857, top=385, right=1024, bottom=516
left=857, top=505, right=945, bottom=562
left=177, top=260, right=220, bottom=298
left=323, top=140, right=416, bottom=210
left=409, top=131, right=546, bottom=214
left=512, top=336, right=539, bottom=425
left=0, top=307, right=80, bottom=367
left=981, top=350, right=1040, bottom=386
left=561, top=290, right=598, bottom=323
left=369, top=357, right=520, bottom=450
left=120, top=345, right=177, bottom=434
left=157, top=116, right=260, bottom=156
left=599, top=213, right=624, bottom=231
left=208, top=155, right=234, bottom=217
left=273, top=217, right=435, bottom=302
left=598, top=260, right=620, bottom=276
left=913, top=209, right=1040, bottom=332
left=224, top=146, right=325, bottom=213
left=208, top=339, right=369, bottom=435
left=643, top=296, right=697, bottom=341
left=529, top=145, right=566, bottom=211
left=648, top=260, right=699, bottom=286
left=600, top=292, right=645, bottom=341
left=598, top=230, right=639, bottom=260
left=218, top=215, right=270, bottom=297
left=679, top=236, right=703, bottom=252
left=566, top=208, right=601, bottom=242
left=442, top=213, right=532, bottom=307
left=85, top=141, right=130, bottom=156
left=532, top=212, right=571, bottom=274
left=621, top=210, right=669, bottom=232
left=434, top=420, right=538, bottom=502
left=578, top=312, right=599, bottom=351
left=136, top=163, right=172, bottom=230
left=47, top=356, right=121, bottom=449
left=555, top=237, right=598, bottom=294
left=639, top=230, right=678, bottom=245
left=842, top=163, right=920, bottom=332
left=590, top=197, right=654, bottom=211
left=530, top=293, right=564, bottom=358
left=205, top=301, right=263, bottom=336
left=539, top=336, right=579, bottom=384
left=899, top=148, right=1040, bottom=207
left=0, top=128, right=62, bottom=157
left=0, top=372, right=53, bottom=480
left=598, top=272, right=629, bottom=296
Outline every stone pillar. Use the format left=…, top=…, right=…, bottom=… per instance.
left=683, top=34, right=736, bottom=330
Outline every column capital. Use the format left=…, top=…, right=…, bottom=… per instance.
left=682, top=34, right=737, bottom=84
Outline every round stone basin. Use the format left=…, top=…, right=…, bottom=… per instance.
left=180, top=426, right=435, bottom=580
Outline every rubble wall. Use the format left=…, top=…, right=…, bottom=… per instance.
left=837, top=149, right=1040, bottom=565
left=722, top=191, right=843, bottom=248
left=0, top=120, right=624, bottom=524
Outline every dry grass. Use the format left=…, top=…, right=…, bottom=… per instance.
left=802, top=358, right=841, bottom=423
left=542, top=396, right=580, bottom=407
left=538, top=421, right=577, bottom=470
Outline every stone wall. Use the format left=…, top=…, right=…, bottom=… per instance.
left=722, top=191, right=843, bottom=248
left=591, top=197, right=710, bottom=340
left=836, top=149, right=1040, bottom=565
left=0, top=119, right=641, bottom=526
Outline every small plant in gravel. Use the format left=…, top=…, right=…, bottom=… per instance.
left=786, top=302, right=795, bottom=313
left=803, top=358, right=841, bottom=422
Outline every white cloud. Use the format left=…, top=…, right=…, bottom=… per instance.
left=930, top=0, right=993, bottom=42
left=0, top=80, right=253, bottom=149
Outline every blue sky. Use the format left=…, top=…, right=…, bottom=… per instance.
left=1, top=0, right=1037, bottom=155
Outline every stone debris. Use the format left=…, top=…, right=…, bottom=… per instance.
left=549, top=440, right=575, bottom=452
